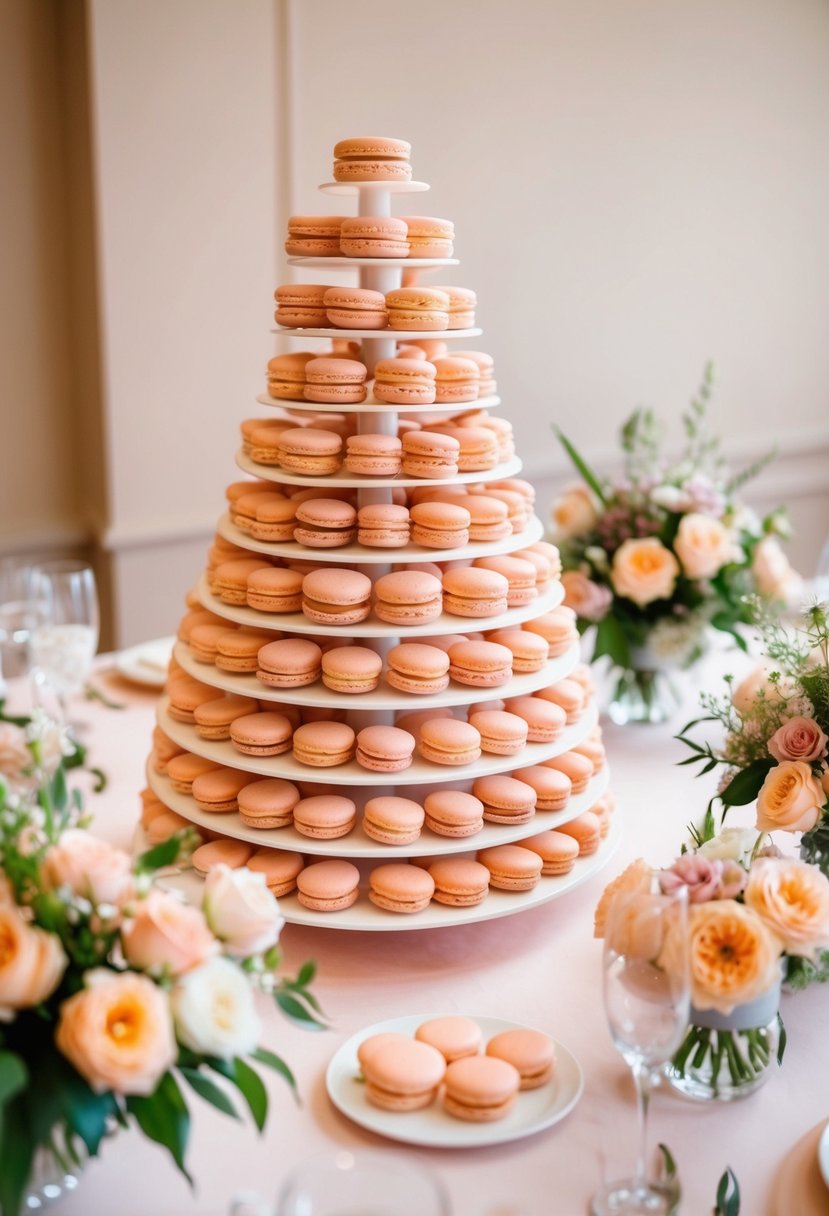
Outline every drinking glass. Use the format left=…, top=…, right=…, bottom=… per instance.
left=590, top=880, right=690, bottom=1216
left=28, top=561, right=99, bottom=722
left=0, top=558, right=43, bottom=693
left=276, top=1149, right=450, bottom=1216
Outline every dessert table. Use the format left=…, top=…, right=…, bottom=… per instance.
left=14, top=649, right=828, bottom=1216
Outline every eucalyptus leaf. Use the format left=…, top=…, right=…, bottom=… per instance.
left=208, top=1058, right=268, bottom=1132
left=275, top=989, right=326, bottom=1029
left=179, top=1067, right=239, bottom=1120
left=714, top=1166, right=740, bottom=1215
left=126, top=1072, right=192, bottom=1181
left=553, top=426, right=608, bottom=505
left=251, top=1048, right=298, bottom=1098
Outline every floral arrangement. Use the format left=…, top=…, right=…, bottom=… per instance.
left=0, top=717, right=321, bottom=1216
left=550, top=365, right=799, bottom=683
left=678, top=599, right=829, bottom=986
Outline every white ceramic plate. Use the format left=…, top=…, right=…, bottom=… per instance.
left=817, top=1120, right=829, bottom=1190
left=326, top=1014, right=583, bottom=1148
left=115, top=636, right=175, bottom=687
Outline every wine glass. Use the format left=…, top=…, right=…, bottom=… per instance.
left=28, top=561, right=100, bottom=725
left=276, top=1149, right=450, bottom=1216
left=0, top=559, right=43, bottom=695
left=591, top=879, right=690, bottom=1216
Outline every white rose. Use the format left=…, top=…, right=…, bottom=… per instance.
left=650, top=485, right=688, bottom=512
left=550, top=485, right=599, bottom=540
left=203, top=865, right=283, bottom=958
left=170, top=957, right=261, bottom=1059
left=698, top=827, right=758, bottom=864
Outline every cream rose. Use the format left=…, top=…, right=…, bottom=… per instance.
left=594, top=858, right=652, bottom=938
left=678, top=900, right=782, bottom=1014
left=121, top=889, right=217, bottom=976
left=56, top=969, right=176, bottom=1095
left=43, top=830, right=134, bottom=908
left=768, top=716, right=828, bottom=764
left=550, top=485, right=600, bottom=540
left=745, top=858, right=829, bottom=958
left=698, top=827, right=758, bottom=864
left=561, top=570, right=612, bottom=623
left=170, top=957, right=261, bottom=1059
left=731, top=665, right=788, bottom=716
left=0, top=905, right=67, bottom=1018
left=203, top=865, right=283, bottom=958
left=673, top=513, right=736, bottom=580
left=755, top=761, right=825, bottom=834
left=610, top=538, right=679, bottom=606
left=752, top=536, right=801, bottom=602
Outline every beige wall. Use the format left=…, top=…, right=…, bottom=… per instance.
left=3, top=0, right=828, bottom=644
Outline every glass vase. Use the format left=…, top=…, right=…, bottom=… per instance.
left=607, top=666, right=682, bottom=726
left=664, top=985, right=781, bottom=1102
left=24, top=1134, right=84, bottom=1210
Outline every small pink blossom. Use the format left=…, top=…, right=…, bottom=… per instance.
left=718, top=860, right=747, bottom=899
left=659, top=855, right=724, bottom=904
left=768, top=716, right=828, bottom=764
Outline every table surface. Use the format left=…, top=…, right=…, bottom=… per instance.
left=13, top=649, right=828, bottom=1216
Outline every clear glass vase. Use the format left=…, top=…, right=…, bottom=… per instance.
left=607, top=666, right=682, bottom=726
left=24, top=1138, right=83, bottom=1210
left=664, top=986, right=781, bottom=1102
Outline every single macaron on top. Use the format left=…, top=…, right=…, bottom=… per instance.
left=333, top=136, right=412, bottom=183
left=415, top=1016, right=483, bottom=1062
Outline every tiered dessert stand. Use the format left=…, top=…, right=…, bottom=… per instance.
left=147, top=168, right=620, bottom=930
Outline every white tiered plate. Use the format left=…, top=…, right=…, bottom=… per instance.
left=149, top=811, right=621, bottom=932
left=319, top=180, right=431, bottom=196
left=156, top=697, right=598, bottom=788
left=195, top=572, right=564, bottom=638
left=255, top=391, right=502, bottom=416
left=272, top=327, right=483, bottom=342
left=215, top=510, right=542, bottom=565
left=235, top=449, right=520, bottom=489
left=147, top=765, right=608, bottom=859
left=286, top=256, right=460, bottom=270
left=173, top=637, right=579, bottom=711
left=326, top=1015, right=583, bottom=1147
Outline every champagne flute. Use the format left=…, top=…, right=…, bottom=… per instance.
left=591, top=880, right=690, bottom=1216
left=28, top=561, right=100, bottom=726
left=0, top=559, right=43, bottom=695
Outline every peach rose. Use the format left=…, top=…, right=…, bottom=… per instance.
left=745, top=858, right=829, bottom=958
left=43, top=830, right=134, bottom=909
left=823, top=768, right=829, bottom=798
left=56, top=969, right=176, bottom=1095
left=610, top=538, right=679, bottom=606
left=731, top=664, right=789, bottom=716
left=768, top=716, right=828, bottom=764
left=0, top=905, right=67, bottom=1018
left=0, top=723, right=30, bottom=783
left=666, top=900, right=782, bottom=1014
left=755, top=761, right=825, bottom=834
left=673, top=513, right=736, bottom=580
left=121, top=889, right=217, bottom=976
left=203, top=866, right=283, bottom=958
left=752, top=536, right=801, bottom=602
left=561, top=570, right=612, bottom=623
left=550, top=485, right=600, bottom=540
left=594, top=858, right=652, bottom=938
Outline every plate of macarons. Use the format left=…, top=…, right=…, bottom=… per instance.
left=326, top=1013, right=583, bottom=1148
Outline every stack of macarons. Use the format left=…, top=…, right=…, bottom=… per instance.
left=283, top=214, right=456, bottom=261
left=273, top=284, right=476, bottom=334
left=357, top=1016, right=557, bottom=1120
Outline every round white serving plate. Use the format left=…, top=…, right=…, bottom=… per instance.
left=194, top=572, right=565, bottom=639
left=235, top=448, right=520, bottom=489
left=172, top=636, right=579, bottom=712
left=254, top=391, right=502, bottom=416
left=156, top=697, right=598, bottom=789
left=286, top=256, right=459, bottom=270
left=215, top=509, right=542, bottom=565
left=272, top=327, right=483, bottom=342
left=145, top=809, right=620, bottom=932
left=818, top=1120, right=829, bottom=1189
left=326, top=1014, right=583, bottom=1148
left=319, top=180, right=431, bottom=196
left=146, top=760, right=607, bottom=859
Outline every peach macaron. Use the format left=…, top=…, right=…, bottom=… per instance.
left=356, top=725, right=415, bottom=772
left=247, top=848, right=305, bottom=897
left=374, top=570, right=443, bottom=625
left=486, top=1028, right=556, bottom=1089
left=332, top=136, right=412, bottom=183
left=518, top=831, right=580, bottom=876
left=442, top=567, right=509, bottom=619
left=362, top=796, right=425, bottom=845
left=385, top=287, right=450, bottom=331
left=427, top=859, right=490, bottom=908
left=417, top=718, right=481, bottom=766
left=476, top=844, right=543, bottom=891
left=472, top=775, right=536, bottom=825
left=296, top=859, right=360, bottom=912
left=442, top=1055, right=520, bottom=1122
left=321, top=646, right=383, bottom=694
left=386, top=643, right=450, bottom=694
left=368, top=863, right=435, bottom=914
left=416, top=1015, right=483, bottom=1061
left=423, top=789, right=485, bottom=838
left=302, top=569, right=372, bottom=625
left=292, top=721, right=356, bottom=767
left=237, top=778, right=300, bottom=829
left=410, top=501, right=470, bottom=549
left=361, top=1038, right=446, bottom=1112
left=293, top=794, right=357, bottom=840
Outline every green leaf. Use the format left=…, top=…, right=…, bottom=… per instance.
left=126, top=1072, right=192, bottom=1182
left=135, top=835, right=183, bottom=873
left=777, top=1015, right=787, bottom=1065
left=251, top=1048, right=298, bottom=1098
left=179, top=1067, right=239, bottom=1120
left=0, top=1052, right=27, bottom=1109
left=714, top=1166, right=740, bottom=1215
left=656, top=1142, right=677, bottom=1180
left=296, top=960, right=316, bottom=987
left=0, top=1098, right=34, bottom=1216
left=553, top=426, right=608, bottom=505
left=83, top=683, right=126, bottom=710
left=56, top=1060, right=117, bottom=1156
left=88, top=767, right=108, bottom=793
left=275, top=989, right=326, bottom=1029
left=720, top=760, right=774, bottom=807
left=592, top=614, right=632, bottom=670
left=208, top=1058, right=268, bottom=1132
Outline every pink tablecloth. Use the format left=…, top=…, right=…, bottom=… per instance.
left=14, top=656, right=828, bottom=1216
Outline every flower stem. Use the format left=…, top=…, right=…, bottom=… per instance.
left=632, top=1062, right=653, bottom=1193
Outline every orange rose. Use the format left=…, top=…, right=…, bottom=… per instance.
left=669, top=900, right=782, bottom=1014
left=610, top=538, right=679, bottom=606
left=673, top=513, right=736, bottom=580
left=121, top=889, right=217, bottom=976
left=0, top=905, right=67, bottom=1018
left=755, top=761, right=825, bottom=834
left=745, top=858, right=829, bottom=958
left=56, top=970, right=176, bottom=1095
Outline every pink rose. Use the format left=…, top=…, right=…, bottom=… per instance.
left=611, top=538, right=679, bottom=606
left=768, top=717, right=828, bottom=764
left=203, top=866, right=284, bottom=958
left=561, top=570, right=612, bottom=623
left=121, top=889, right=217, bottom=976
left=56, top=970, right=176, bottom=1095
left=0, top=905, right=67, bottom=1018
left=673, top=513, right=736, bottom=580
left=755, top=761, right=825, bottom=834
left=660, top=855, right=723, bottom=904
left=42, top=830, right=134, bottom=908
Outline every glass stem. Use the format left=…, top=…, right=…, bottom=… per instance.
left=632, top=1062, right=652, bottom=1193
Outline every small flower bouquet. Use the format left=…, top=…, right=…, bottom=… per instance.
left=551, top=366, right=799, bottom=723
left=595, top=822, right=829, bottom=1100
left=0, top=724, right=322, bottom=1216
left=678, top=599, right=829, bottom=986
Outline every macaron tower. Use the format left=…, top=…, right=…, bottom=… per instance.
left=141, top=136, right=616, bottom=931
